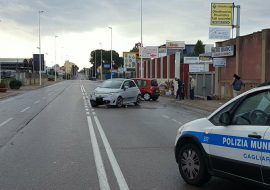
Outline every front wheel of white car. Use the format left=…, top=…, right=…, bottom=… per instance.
left=134, top=95, right=141, bottom=106
left=90, top=100, right=97, bottom=108
left=116, top=97, right=123, bottom=108
left=178, top=143, right=210, bottom=186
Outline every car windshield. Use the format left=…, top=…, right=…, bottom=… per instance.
left=100, top=80, right=123, bottom=89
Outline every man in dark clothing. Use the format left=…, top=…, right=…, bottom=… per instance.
left=175, top=77, right=183, bottom=100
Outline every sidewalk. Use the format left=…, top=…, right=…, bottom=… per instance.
left=0, top=80, right=60, bottom=100
left=167, top=96, right=228, bottom=112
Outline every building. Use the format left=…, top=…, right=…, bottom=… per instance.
left=214, top=29, right=270, bottom=98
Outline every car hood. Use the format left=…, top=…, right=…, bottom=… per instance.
left=94, top=87, right=122, bottom=94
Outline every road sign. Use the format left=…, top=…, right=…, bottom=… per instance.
left=123, top=52, right=137, bottom=69
left=211, top=3, right=234, bottom=26
left=209, top=27, right=231, bottom=39
left=139, top=46, right=158, bottom=59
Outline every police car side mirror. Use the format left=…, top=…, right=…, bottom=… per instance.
left=219, top=112, right=231, bottom=126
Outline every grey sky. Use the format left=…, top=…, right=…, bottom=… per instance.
left=0, top=0, right=269, bottom=68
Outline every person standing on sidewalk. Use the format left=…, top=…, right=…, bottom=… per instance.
left=175, top=77, right=183, bottom=100
left=232, top=74, right=245, bottom=97
left=189, top=76, right=195, bottom=100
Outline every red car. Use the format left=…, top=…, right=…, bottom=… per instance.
left=132, top=78, right=160, bottom=101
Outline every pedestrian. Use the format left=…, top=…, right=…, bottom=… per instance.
left=189, top=76, right=195, bottom=100
left=232, top=74, right=245, bottom=97
left=175, top=77, right=183, bottom=100
left=170, top=80, right=174, bottom=95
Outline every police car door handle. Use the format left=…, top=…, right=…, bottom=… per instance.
left=248, top=134, right=262, bottom=139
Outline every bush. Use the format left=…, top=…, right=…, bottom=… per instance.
left=9, top=80, right=22, bottom=89
left=0, top=83, right=7, bottom=88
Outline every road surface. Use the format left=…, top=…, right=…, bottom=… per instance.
left=0, top=80, right=259, bottom=190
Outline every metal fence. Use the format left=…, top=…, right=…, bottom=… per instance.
left=189, top=72, right=215, bottom=99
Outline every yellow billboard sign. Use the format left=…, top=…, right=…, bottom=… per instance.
left=211, top=3, right=233, bottom=26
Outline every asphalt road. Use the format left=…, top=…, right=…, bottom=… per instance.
left=0, top=79, right=261, bottom=190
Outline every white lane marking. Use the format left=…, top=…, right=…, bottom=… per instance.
left=20, top=107, right=31, bottom=113
left=94, top=116, right=129, bottom=190
left=87, top=116, right=111, bottom=190
left=85, top=109, right=89, bottom=111
left=93, top=112, right=96, bottom=116
left=91, top=109, right=95, bottom=112
left=86, top=112, right=90, bottom=115
left=172, top=119, right=177, bottom=122
left=162, top=115, right=170, bottom=119
left=0, top=118, right=13, bottom=127
left=34, top=100, right=40, bottom=104
left=178, top=121, right=183, bottom=125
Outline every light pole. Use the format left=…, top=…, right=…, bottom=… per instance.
left=0, top=20, right=1, bottom=83
left=94, top=50, right=96, bottom=78
left=108, top=26, right=113, bottom=79
left=38, top=10, right=44, bottom=86
left=140, top=0, right=143, bottom=78
left=54, top=35, right=58, bottom=82
left=99, top=42, right=103, bottom=80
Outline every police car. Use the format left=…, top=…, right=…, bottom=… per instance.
left=175, top=83, right=270, bottom=187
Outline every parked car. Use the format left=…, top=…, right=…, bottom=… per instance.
left=174, top=84, right=270, bottom=187
left=132, top=78, right=160, bottom=101
left=90, top=78, right=141, bottom=108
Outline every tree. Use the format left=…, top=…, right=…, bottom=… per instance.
left=130, top=42, right=141, bottom=52
left=193, top=40, right=205, bottom=56
left=89, top=49, right=123, bottom=69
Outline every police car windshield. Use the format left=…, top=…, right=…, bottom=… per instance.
left=100, top=80, right=123, bottom=89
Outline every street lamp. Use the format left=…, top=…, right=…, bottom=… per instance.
left=38, top=10, right=44, bottom=86
left=99, top=42, right=103, bottom=80
left=0, top=20, right=2, bottom=83
left=54, top=35, right=58, bottom=82
left=140, top=0, right=143, bottom=78
left=108, top=26, right=113, bottom=79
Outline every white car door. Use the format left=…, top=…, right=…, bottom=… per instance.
left=121, top=80, right=132, bottom=102
left=258, top=91, right=270, bottom=184
left=208, top=90, right=270, bottom=182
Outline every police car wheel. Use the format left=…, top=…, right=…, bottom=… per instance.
left=178, top=143, right=210, bottom=186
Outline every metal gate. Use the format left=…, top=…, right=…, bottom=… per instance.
left=189, top=72, right=215, bottom=99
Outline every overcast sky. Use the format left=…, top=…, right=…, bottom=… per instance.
left=0, top=0, right=269, bottom=69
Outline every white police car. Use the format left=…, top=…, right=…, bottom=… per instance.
left=175, top=83, right=270, bottom=187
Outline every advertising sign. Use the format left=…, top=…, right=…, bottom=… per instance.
left=123, top=52, right=137, bottom=69
left=139, top=46, right=158, bottom=59
left=212, top=45, right=234, bottom=57
left=189, top=64, right=209, bottom=73
left=166, top=41, right=185, bottom=49
left=184, top=57, right=199, bottom=64
left=103, top=63, right=111, bottom=69
left=209, top=27, right=231, bottom=39
left=211, top=3, right=234, bottom=26
left=213, top=58, right=226, bottom=67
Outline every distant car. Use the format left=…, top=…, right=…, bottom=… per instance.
left=132, top=78, right=160, bottom=101
left=174, top=84, right=270, bottom=187
left=90, top=78, right=141, bottom=108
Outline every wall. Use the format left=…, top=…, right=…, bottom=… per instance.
left=216, top=29, right=270, bottom=99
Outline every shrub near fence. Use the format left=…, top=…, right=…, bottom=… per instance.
left=9, top=79, right=22, bottom=89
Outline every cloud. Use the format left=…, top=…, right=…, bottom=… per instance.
left=0, top=0, right=270, bottom=69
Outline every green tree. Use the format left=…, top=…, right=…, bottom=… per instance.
left=89, top=49, right=123, bottom=69
left=130, top=42, right=141, bottom=52
left=193, top=40, right=205, bottom=56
